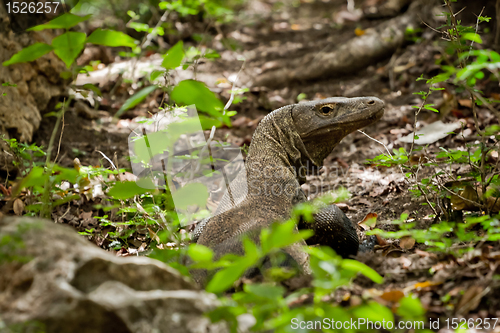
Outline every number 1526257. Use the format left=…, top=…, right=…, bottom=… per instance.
left=6, top=2, right=59, bottom=14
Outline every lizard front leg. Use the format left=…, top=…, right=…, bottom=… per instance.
left=298, top=204, right=359, bottom=258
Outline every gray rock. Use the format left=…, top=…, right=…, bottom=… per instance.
left=0, top=216, right=228, bottom=333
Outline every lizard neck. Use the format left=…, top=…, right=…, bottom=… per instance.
left=245, top=106, right=312, bottom=189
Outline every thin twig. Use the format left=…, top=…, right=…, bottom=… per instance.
left=224, top=59, right=246, bottom=112
left=95, top=150, right=117, bottom=170
left=466, top=6, right=485, bottom=60
left=54, top=113, right=65, bottom=164
left=41, top=100, right=68, bottom=218
left=357, top=130, right=393, bottom=157
left=45, top=100, right=67, bottom=167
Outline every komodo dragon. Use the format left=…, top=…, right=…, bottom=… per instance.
left=192, top=97, right=384, bottom=284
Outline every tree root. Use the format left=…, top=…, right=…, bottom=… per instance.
left=248, top=0, right=435, bottom=89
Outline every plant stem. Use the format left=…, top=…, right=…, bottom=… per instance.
left=40, top=101, right=67, bottom=219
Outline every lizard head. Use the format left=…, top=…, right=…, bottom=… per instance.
left=291, top=96, right=384, bottom=166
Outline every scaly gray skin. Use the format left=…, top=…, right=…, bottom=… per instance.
left=192, top=97, right=384, bottom=284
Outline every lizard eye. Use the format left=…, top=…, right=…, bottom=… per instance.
left=320, top=106, right=333, bottom=115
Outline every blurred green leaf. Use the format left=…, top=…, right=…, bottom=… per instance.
left=341, top=259, right=384, bottom=283
left=397, top=295, right=425, bottom=319
left=244, top=283, right=285, bottom=300
left=172, top=182, right=209, bottom=209
left=107, top=181, right=151, bottom=199
left=206, top=258, right=252, bottom=293
left=87, top=29, right=137, bottom=48
left=2, top=43, right=53, bottom=66
left=52, top=165, right=80, bottom=184
left=52, top=32, right=86, bottom=67
left=82, top=83, right=102, bottom=97
left=352, top=301, right=394, bottom=324
left=423, top=104, right=439, bottom=112
left=15, top=167, right=46, bottom=196
left=188, top=244, right=213, bottom=262
left=162, top=41, right=185, bottom=70
left=171, top=80, right=228, bottom=125
left=115, top=85, right=157, bottom=117
left=462, top=33, right=482, bottom=44
left=28, top=13, right=91, bottom=31
left=150, top=70, right=165, bottom=82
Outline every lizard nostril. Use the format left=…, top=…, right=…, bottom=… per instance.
left=367, top=99, right=376, bottom=105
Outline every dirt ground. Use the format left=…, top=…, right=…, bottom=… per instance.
left=19, top=0, right=500, bottom=329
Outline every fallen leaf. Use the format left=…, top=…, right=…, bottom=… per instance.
left=385, top=248, right=404, bottom=258
left=399, top=120, right=463, bottom=145
left=400, top=256, right=412, bottom=269
left=80, top=211, right=93, bottom=220
left=375, top=235, right=388, bottom=246
left=380, top=290, right=405, bottom=302
left=458, top=99, right=472, bottom=108
left=415, top=248, right=436, bottom=258
left=0, top=184, right=11, bottom=196
left=215, top=77, right=229, bottom=85
left=409, top=154, right=429, bottom=166
left=13, top=198, right=24, bottom=216
left=414, top=281, right=441, bottom=289
left=332, top=157, right=349, bottom=170
left=148, top=228, right=161, bottom=243
left=455, top=285, right=485, bottom=315
left=354, top=28, right=365, bottom=36
left=358, top=212, right=378, bottom=230
left=363, top=288, right=383, bottom=298
left=400, top=236, right=416, bottom=250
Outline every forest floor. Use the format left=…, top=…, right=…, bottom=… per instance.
left=27, top=0, right=500, bottom=329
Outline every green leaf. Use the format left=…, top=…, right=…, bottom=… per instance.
left=261, top=220, right=313, bottom=254
left=188, top=244, right=213, bottom=262
left=107, top=181, right=151, bottom=199
left=52, top=32, right=86, bottom=68
left=242, top=237, right=260, bottom=260
left=82, top=83, right=102, bottom=97
left=423, top=104, right=439, bottom=112
left=462, top=33, right=482, bottom=44
left=15, top=167, right=47, bottom=195
left=244, top=283, right=285, bottom=300
left=297, top=93, right=307, bottom=101
left=427, top=72, right=452, bottom=84
left=115, top=85, right=157, bottom=117
left=87, top=29, right=137, bottom=48
left=149, top=70, right=165, bottom=82
left=52, top=165, right=80, bottom=184
left=2, top=43, right=53, bottom=66
left=341, top=259, right=384, bottom=283
left=170, top=80, right=226, bottom=123
left=27, top=13, right=91, bottom=31
left=172, top=182, right=209, bottom=210
left=475, top=71, right=485, bottom=79
left=206, top=259, right=253, bottom=293
left=352, top=301, right=394, bottom=324
left=162, top=41, right=185, bottom=70
left=397, top=295, right=425, bottom=319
